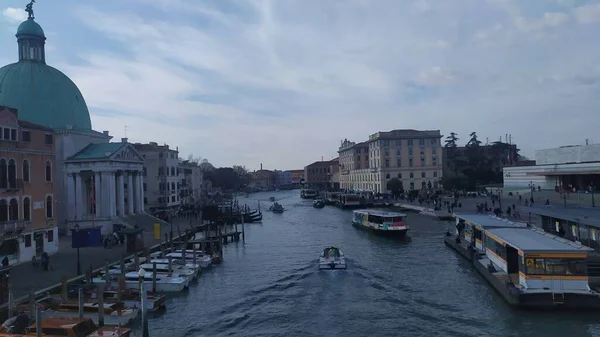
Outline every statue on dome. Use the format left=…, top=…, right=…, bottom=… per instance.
left=25, top=0, right=35, bottom=20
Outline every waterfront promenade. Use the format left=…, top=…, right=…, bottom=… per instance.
left=8, top=217, right=197, bottom=299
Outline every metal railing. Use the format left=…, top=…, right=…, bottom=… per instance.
left=0, top=220, right=26, bottom=233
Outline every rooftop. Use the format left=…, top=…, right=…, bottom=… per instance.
left=368, top=129, right=442, bottom=142
left=455, top=213, right=526, bottom=229
left=68, top=143, right=125, bottom=160
left=524, top=204, right=600, bottom=228
left=486, top=226, right=593, bottom=253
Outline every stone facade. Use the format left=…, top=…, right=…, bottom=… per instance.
left=134, top=142, right=180, bottom=210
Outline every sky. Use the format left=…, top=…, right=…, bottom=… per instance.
left=1, top=0, right=600, bottom=171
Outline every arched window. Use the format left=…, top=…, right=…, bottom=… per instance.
left=46, top=195, right=53, bottom=219
left=9, top=198, right=18, bottom=221
left=22, top=160, right=30, bottom=183
left=0, top=200, right=7, bottom=222
left=8, top=159, right=16, bottom=188
left=23, top=197, right=31, bottom=221
left=45, top=161, right=52, bottom=182
left=0, top=159, right=6, bottom=188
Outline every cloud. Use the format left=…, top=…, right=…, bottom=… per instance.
left=2, top=7, right=26, bottom=22
left=573, top=4, right=600, bottom=23
left=1, top=0, right=600, bottom=170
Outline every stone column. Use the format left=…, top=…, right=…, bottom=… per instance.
left=66, top=173, right=76, bottom=220
left=75, top=172, right=84, bottom=218
left=108, top=171, right=116, bottom=217
left=94, top=172, right=102, bottom=217
left=118, top=173, right=125, bottom=216
left=127, top=172, right=134, bottom=215
left=139, top=172, right=145, bottom=213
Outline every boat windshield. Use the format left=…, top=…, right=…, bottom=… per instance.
left=324, top=248, right=339, bottom=258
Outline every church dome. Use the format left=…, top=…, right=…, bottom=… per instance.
left=16, top=18, right=45, bottom=38
left=0, top=9, right=92, bottom=130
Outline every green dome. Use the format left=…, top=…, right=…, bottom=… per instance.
left=16, top=18, right=45, bottom=38
left=0, top=62, right=92, bottom=130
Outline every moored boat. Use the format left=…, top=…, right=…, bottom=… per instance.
left=269, top=202, right=284, bottom=213
left=313, top=199, right=325, bottom=208
left=301, top=189, right=317, bottom=199
left=0, top=316, right=131, bottom=337
left=352, top=209, right=409, bottom=237
left=269, top=196, right=276, bottom=202
left=92, top=271, right=188, bottom=292
left=319, top=247, right=347, bottom=269
left=35, top=299, right=139, bottom=326
left=163, top=251, right=212, bottom=269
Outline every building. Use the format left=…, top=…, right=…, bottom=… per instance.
left=0, top=6, right=146, bottom=237
left=287, top=170, right=304, bottom=184
left=276, top=170, right=292, bottom=187
left=339, top=140, right=369, bottom=190
left=251, top=169, right=276, bottom=189
left=339, top=129, right=443, bottom=192
left=304, top=159, right=338, bottom=189
left=134, top=142, right=180, bottom=210
left=330, top=158, right=340, bottom=190
left=0, top=106, right=57, bottom=265
left=179, top=160, right=203, bottom=205
left=503, top=143, right=600, bottom=191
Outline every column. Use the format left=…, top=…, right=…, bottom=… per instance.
left=66, top=173, right=76, bottom=220
left=139, top=173, right=145, bottom=213
left=75, top=172, right=84, bottom=218
left=108, top=172, right=116, bottom=217
left=94, top=172, right=102, bottom=217
left=127, top=172, right=134, bottom=215
left=135, top=172, right=142, bottom=213
left=118, top=173, right=125, bottom=216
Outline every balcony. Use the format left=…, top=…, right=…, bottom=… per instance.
left=1, top=179, right=24, bottom=191
left=0, top=219, right=27, bottom=234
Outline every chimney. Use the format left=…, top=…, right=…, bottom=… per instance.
left=260, top=163, right=263, bottom=170
left=121, top=137, right=128, bottom=143
left=103, top=131, right=109, bottom=136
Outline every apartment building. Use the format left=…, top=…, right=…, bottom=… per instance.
left=304, top=159, right=339, bottom=189
left=0, top=106, right=57, bottom=265
left=339, top=129, right=443, bottom=193
left=287, top=170, right=304, bottom=184
left=179, top=160, right=203, bottom=205
left=133, top=142, right=180, bottom=210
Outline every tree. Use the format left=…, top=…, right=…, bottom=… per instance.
left=187, top=154, right=202, bottom=164
left=199, top=159, right=215, bottom=173
left=466, top=132, right=481, bottom=147
left=232, top=165, right=251, bottom=187
left=444, top=132, right=459, bottom=148
left=386, top=178, right=404, bottom=197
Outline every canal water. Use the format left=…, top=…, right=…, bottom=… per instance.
left=133, top=190, right=600, bottom=337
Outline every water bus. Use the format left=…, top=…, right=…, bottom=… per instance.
left=339, top=193, right=361, bottom=209
left=446, top=213, right=600, bottom=309
left=352, top=210, right=408, bottom=237
left=301, top=189, right=317, bottom=199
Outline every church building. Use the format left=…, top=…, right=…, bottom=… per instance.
left=0, top=4, right=146, bottom=263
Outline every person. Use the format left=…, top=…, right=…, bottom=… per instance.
left=41, top=252, right=49, bottom=271
left=2, top=256, right=8, bottom=267
left=31, top=255, right=38, bottom=269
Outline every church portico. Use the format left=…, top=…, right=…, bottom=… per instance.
left=63, top=141, right=145, bottom=234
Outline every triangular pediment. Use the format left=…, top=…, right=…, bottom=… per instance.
left=110, top=144, right=144, bottom=162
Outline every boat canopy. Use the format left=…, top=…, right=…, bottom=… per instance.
left=323, top=247, right=340, bottom=258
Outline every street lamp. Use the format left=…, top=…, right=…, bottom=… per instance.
left=74, top=224, right=81, bottom=275
left=138, top=267, right=146, bottom=286
left=590, top=183, right=596, bottom=208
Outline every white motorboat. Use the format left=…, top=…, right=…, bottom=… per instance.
left=92, top=271, right=189, bottom=292
left=139, top=262, right=198, bottom=279
left=319, top=247, right=347, bottom=270
left=165, top=251, right=213, bottom=269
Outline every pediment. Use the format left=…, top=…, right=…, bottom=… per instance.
left=110, top=144, right=144, bottom=162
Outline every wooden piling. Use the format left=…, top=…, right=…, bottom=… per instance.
left=241, top=214, right=245, bottom=242
left=152, top=263, right=157, bottom=292
left=117, top=275, right=125, bottom=302
left=97, top=283, right=105, bottom=327
left=167, top=256, right=172, bottom=273
left=35, top=305, right=42, bottom=337
left=120, top=253, right=126, bottom=275
left=61, top=277, right=68, bottom=301
left=28, top=291, right=35, bottom=316
left=104, top=263, right=110, bottom=283
left=7, top=283, right=13, bottom=318
left=78, top=288, right=84, bottom=318
left=140, top=279, right=150, bottom=337
left=134, top=253, right=140, bottom=271
left=192, top=246, right=197, bottom=266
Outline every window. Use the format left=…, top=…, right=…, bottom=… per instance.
left=385, top=159, right=390, bottom=168
left=3, top=128, right=10, bottom=140
left=24, top=234, right=31, bottom=247
left=0, top=159, right=6, bottom=188
left=44, top=133, right=53, bottom=145
left=0, top=199, right=6, bottom=221
left=21, top=130, right=30, bottom=142
left=397, top=159, right=402, bottom=167
left=433, top=171, right=438, bottom=178
left=171, top=182, right=176, bottom=191
left=431, top=138, right=437, bottom=145
left=45, top=161, right=52, bottom=182
left=47, top=230, right=54, bottom=242
left=420, top=158, right=425, bottom=166
left=46, top=195, right=53, bottom=218
left=395, top=140, right=401, bottom=146
left=385, top=173, right=390, bottom=179
left=8, top=198, right=18, bottom=220
left=432, top=148, right=437, bottom=155
left=421, top=172, right=426, bottom=178
left=419, top=139, right=425, bottom=146
left=22, top=160, right=30, bottom=182
left=410, top=182, right=414, bottom=190
left=10, top=129, right=16, bottom=141
left=409, top=172, right=414, bottom=178
left=23, top=197, right=31, bottom=221
left=409, top=159, right=414, bottom=167
left=408, top=148, right=413, bottom=156
left=408, top=139, right=413, bottom=146
left=7, top=159, right=16, bottom=188
left=397, top=173, right=402, bottom=179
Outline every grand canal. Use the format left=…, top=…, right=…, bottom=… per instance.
left=133, top=190, right=600, bottom=337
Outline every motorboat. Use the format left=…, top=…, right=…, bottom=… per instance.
left=319, top=247, right=347, bottom=270
left=92, top=271, right=189, bottom=292
left=163, top=251, right=212, bottom=269
left=139, top=262, right=198, bottom=279
left=36, top=299, right=139, bottom=326
left=269, top=196, right=276, bottom=202
left=313, top=199, right=325, bottom=208
left=269, top=203, right=284, bottom=213
left=0, top=316, right=132, bottom=336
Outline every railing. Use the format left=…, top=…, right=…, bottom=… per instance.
left=1, top=179, right=24, bottom=191
left=0, top=220, right=26, bottom=233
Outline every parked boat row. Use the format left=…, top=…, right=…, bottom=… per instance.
left=446, top=213, right=600, bottom=309
left=0, top=316, right=131, bottom=336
